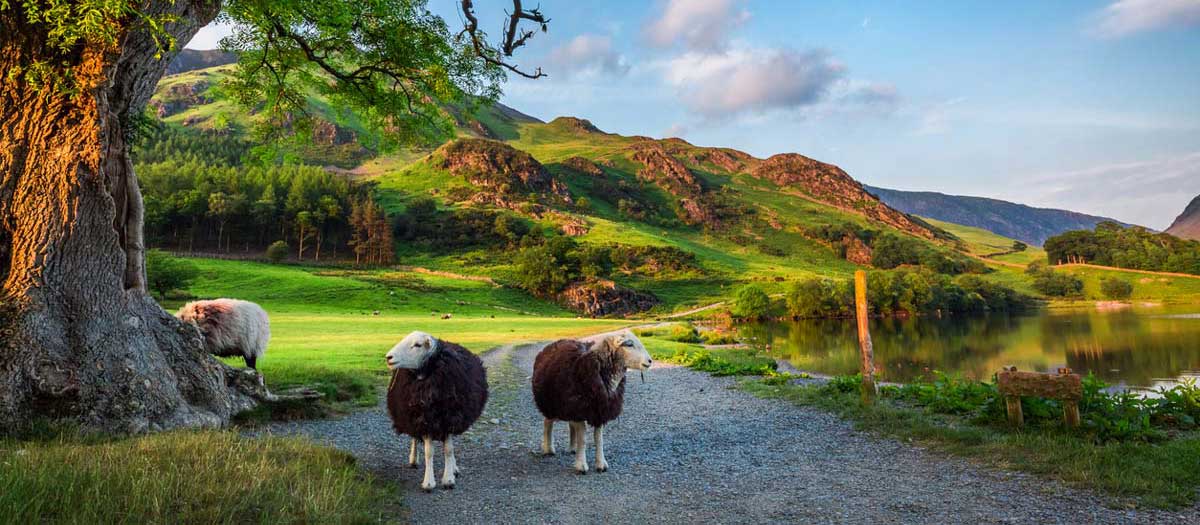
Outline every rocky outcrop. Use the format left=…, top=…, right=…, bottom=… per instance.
left=150, top=81, right=211, bottom=117
left=842, top=234, right=873, bottom=265
left=557, top=279, right=660, bottom=317
left=561, top=156, right=604, bottom=176
left=434, top=139, right=570, bottom=199
left=312, top=120, right=358, bottom=146
left=631, top=143, right=702, bottom=196
left=751, top=153, right=934, bottom=239
left=1166, top=194, right=1200, bottom=241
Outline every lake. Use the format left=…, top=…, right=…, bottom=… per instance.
left=739, top=304, right=1200, bottom=390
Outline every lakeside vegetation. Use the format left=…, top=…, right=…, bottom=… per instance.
left=632, top=330, right=1200, bottom=509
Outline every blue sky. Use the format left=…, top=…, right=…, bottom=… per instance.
left=187, top=1, right=1200, bottom=229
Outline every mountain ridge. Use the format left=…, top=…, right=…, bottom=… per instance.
left=864, top=185, right=1126, bottom=246
left=1166, top=194, right=1200, bottom=241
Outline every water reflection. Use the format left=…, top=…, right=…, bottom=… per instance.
left=741, top=305, right=1200, bottom=388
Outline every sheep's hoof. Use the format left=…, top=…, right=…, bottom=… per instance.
left=408, top=463, right=419, bottom=469
left=541, top=451, right=555, bottom=457
left=421, top=482, right=436, bottom=492
left=441, top=483, right=455, bottom=490
left=596, top=465, right=608, bottom=473
left=574, top=467, right=588, bottom=475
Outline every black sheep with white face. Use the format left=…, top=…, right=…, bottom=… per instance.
left=385, top=331, right=488, bottom=491
left=531, top=330, right=652, bottom=474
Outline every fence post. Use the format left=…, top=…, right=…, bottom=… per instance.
left=854, top=270, right=877, bottom=404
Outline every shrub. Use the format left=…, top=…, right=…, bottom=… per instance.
left=666, top=324, right=702, bottom=343
left=731, top=285, right=772, bottom=319
left=702, top=331, right=740, bottom=345
left=145, top=250, right=197, bottom=298
left=1031, top=268, right=1084, bottom=298
left=786, top=278, right=848, bottom=318
left=513, top=244, right=573, bottom=296
left=1100, top=278, right=1133, bottom=300
left=265, top=241, right=289, bottom=263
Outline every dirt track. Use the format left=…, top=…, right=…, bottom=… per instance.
left=260, top=342, right=1193, bottom=524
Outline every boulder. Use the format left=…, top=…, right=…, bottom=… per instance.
left=557, top=279, right=659, bottom=317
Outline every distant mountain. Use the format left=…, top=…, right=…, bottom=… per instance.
left=864, top=186, right=1124, bottom=246
left=1166, top=195, right=1200, bottom=241
left=166, top=49, right=237, bottom=75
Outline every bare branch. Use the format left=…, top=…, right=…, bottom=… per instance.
left=460, top=0, right=548, bottom=79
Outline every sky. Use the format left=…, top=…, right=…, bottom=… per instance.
left=186, top=0, right=1200, bottom=229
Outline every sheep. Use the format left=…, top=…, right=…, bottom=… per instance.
left=531, top=329, right=653, bottom=474
left=176, top=299, right=270, bottom=369
left=385, top=331, right=488, bottom=491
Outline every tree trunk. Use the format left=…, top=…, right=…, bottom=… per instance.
left=0, top=1, right=270, bottom=433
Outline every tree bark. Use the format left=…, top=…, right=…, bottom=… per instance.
left=0, top=1, right=271, bottom=433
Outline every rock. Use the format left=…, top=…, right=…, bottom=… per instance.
left=842, top=234, right=874, bottom=265
left=312, top=120, right=358, bottom=146
left=557, top=279, right=660, bottom=317
left=561, top=156, right=604, bottom=176
left=434, top=139, right=571, bottom=201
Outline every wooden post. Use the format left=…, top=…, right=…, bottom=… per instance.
left=854, top=270, right=876, bottom=404
left=1058, top=367, right=1081, bottom=428
left=1005, top=395, right=1025, bottom=427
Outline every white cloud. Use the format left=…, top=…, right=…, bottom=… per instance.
left=185, top=22, right=233, bottom=50
left=1025, top=151, right=1200, bottom=228
left=660, top=46, right=848, bottom=118
left=643, top=0, right=751, bottom=51
left=664, top=123, right=689, bottom=137
left=546, top=34, right=630, bottom=78
left=1089, top=0, right=1200, bottom=38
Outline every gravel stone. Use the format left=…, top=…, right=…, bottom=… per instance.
left=257, top=342, right=1197, bottom=524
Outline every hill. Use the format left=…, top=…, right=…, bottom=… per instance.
left=166, top=48, right=237, bottom=75
left=1166, top=194, right=1200, bottom=241
left=865, top=186, right=1124, bottom=246
left=135, top=64, right=1066, bottom=316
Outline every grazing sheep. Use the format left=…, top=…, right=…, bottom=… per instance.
left=386, top=331, right=488, bottom=491
left=176, top=299, right=270, bottom=369
left=532, top=330, right=653, bottom=474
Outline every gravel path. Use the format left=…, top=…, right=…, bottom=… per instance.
left=260, top=342, right=1194, bottom=524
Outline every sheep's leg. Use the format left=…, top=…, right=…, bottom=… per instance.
left=441, top=437, right=456, bottom=489
left=408, top=438, right=419, bottom=468
left=568, top=421, right=577, bottom=453
left=421, top=436, right=436, bottom=492
left=571, top=422, right=588, bottom=474
left=245, top=353, right=257, bottom=370
left=541, top=418, right=556, bottom=456
left=594, top=425, right=608, bottom=473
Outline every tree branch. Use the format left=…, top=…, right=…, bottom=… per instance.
left=460, top=0, right=548, bottom=79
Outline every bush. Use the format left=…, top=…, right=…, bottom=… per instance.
left=265, top=241, right=289, bottom=263
left=513, top=244, right=573, bottom=296
left=145, top=250, right=197, bottom=298
left=1031, top=268, right=1084, bottom=298
left=731, top=285, right=772, bottom=319
left=666, top=324, right=702, bottom=343
left=786, top=278, right=849, bottom=318
left=1100, top=278, right=1133, bottom=300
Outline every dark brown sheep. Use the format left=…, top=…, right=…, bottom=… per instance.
left=532, top=330, right=652, bottom=474
left=386, top=331, right=488, bottom=491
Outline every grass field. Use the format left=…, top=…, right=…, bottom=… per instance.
left=174, top=258, right=629, bottom=406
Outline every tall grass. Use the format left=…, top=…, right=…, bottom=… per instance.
left=0, top=430, right=395, bottom=524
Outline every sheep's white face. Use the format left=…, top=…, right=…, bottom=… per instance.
left=386, top=331, right=438, bottom=371
left=610, top=331, right=652, bottom=371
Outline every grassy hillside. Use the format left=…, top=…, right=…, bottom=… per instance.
left=141, top=64, right=1200, bottom=311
